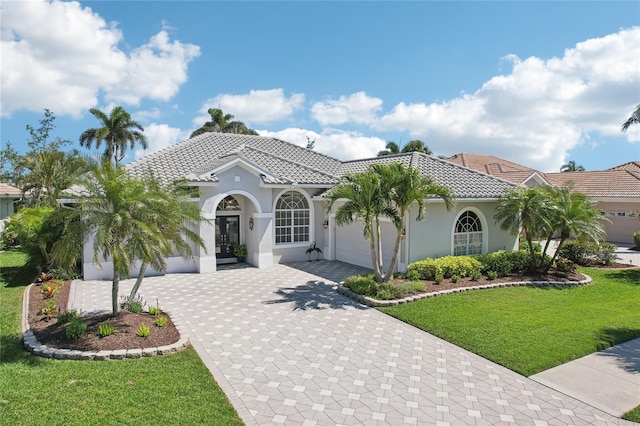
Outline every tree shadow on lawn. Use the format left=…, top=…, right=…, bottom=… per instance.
left=595, top=328, right=640, bottom=374
left=0, top=263, right=38, bottom=288
left=263, top=280, right=369, bottom=311
left=603, top=268, right=640, bottom=285
left=0, top=334, right=46, bottom=366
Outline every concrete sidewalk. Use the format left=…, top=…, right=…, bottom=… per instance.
left=531, top=338, right=640, bottom=417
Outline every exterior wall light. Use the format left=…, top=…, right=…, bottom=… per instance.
left=323, top=219, right=329, bottom=229
left=249, top=217, right=254, bottom=231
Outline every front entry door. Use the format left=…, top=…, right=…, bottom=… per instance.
left=215, top=216, right=240, bottom=262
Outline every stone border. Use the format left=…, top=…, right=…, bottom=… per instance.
left=336, top=274, right=593, bottom=307
left=22, top=284, right=189, bottom=360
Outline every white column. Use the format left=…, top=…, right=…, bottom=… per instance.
left=253, top=213, right=273, bottom=268
left=198, top=213, right=217, bottom=273
left=323, top=213, right=336, bottom=261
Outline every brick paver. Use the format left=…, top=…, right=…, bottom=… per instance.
left=70, top=261, right=631, bottom=425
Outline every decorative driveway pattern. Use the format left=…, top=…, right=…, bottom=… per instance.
left=72, top=261, right=631, bottom=426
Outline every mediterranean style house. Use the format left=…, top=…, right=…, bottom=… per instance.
left=447, top=154, right=640, bottom=244
left=83, top=134, right=519, bottom=279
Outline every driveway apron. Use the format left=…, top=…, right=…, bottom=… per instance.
left=72, top=261, right=631, bottom=426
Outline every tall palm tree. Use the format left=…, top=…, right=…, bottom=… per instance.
left=80, top=106, right=148, bottom=165
left=401, top=140, right=432, bottom=155
left=560, top=160, right=585, bottom=172
left=622, top=104, right=640, bottom=132
left=372, top=163, right=454, bottom=281
left=494, top=187, right=554, bottom=271
left=52, top=159, right=204, bottom=316
left=540, top=186, right=608, bottom=272
left=190, top=108, right=258, bottom=138
left=325, top=171, right=393, bottom=282
left=377, top=141, right=400, bottom=156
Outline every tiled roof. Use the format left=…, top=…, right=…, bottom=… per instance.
left=127, top=133, right=343, bottom=186
left=0, top=182, right=22, bottom=197
left=546, top=170, right=640, bottom=198
left=608, top=161, right=640, bottom=173
left=445, top=153, right=545, bottom=185
left=343, top=153, right=516, bottom=199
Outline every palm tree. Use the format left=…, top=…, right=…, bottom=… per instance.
left=401, top=140, right=432, bottom=155
left=52, top=159, right=204, bottom=316
left=190, top=108, right=258, bottom=138
left=540, top=186, right=608, bottom=272
left=622, top=104, right=640, bottom=132
left=560, top=161, right=585, bottom=172
left=80, top=106, right=148, bottom=165
left=372, top=163, right=454, bottom=281
left=377, top=141, right=400, bottom=157
left=325, top=171, right=392, bottom=282
left=494, top=187, right=554, bottom=271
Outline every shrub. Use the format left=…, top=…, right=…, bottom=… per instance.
left=154, top=316, right=168, bottom=327
left=66, top=317, right=87, bottom=340
left=434, top=271, right=444, bottom=284
left=476, top=250, right=530, bottom=276
left=374, top=283, right=402, bottom=300
left=557, top=241, right=617, bottom=266
left=39, top=280, right=61, bottom=298
left=98, top=322, right=118, bottom=337
left=451, top=274, right=460, bottom=283
left=136, top=323, right=151, bottom=338
left=148, top=305, right=162, bottom=316
left=57, top=310, right=78, bottom=324
left=519, top=239, right=542, bottom=253
left=344, top=275, right=377, bottom=295
left=396, top=281, right=426, bottom=296
left=49, top=267, right=81, bottom=281
left=406, top=269, right=420, bottom=281
left=120, top=295, right=145, bottom=313
left=470, top=270, right=482, bottom=281
left=555, top=257, right=577, bottom=275
left=39, top=299, right=57, bottom=320
left=486, top=271, right=498, bottom=280
left=407, top=256, right=481, bottom=280
left=634, top=231, right=640, bottom=248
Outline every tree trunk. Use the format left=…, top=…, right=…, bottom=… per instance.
left=128, top=262, right=147, bottom=303
left=111, top=265, right=120, bottom=317
left=383, top=230, right=403, bottom=282
left=369, top=218, right=383, bottom=282
left=546, top=236, right=567, bottom=273
left=375, top=217, right=384, bottom=274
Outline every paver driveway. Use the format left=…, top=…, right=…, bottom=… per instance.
left=71, top=261, right=631, bottom=426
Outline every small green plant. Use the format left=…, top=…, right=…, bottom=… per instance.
left=98, top=321, right=118, bottom=337
left=434, top=271, right=444, bottom=284
left=40, top=280, right=61, bottom=298
left=233, top=244, right=247, bottom=257
left=555, top=257, right=577, bottom=275
left=451, top=274, right=460, bottom=284
left=396, top=281, right=426, bottom=296
left=344, top=275, right=377, bottom=295
left=487, top=270, right=498, bottom=280
left=39, top=299, right=58, bottom=320
left=120, top=295, right=145, bottom=313
left=634, top=231, right=640, bottom=249
left=148, top=305, right=162, bottom=316
left=470, top=270, right=482, bottom=281
left=406, top=269, right=420, bottom=281
left=154, top=316, right=168, bottom=327
left=57, top=310, right=78, bottom=324
left=49, top=267, right=81, bottom=281
left=66, top=317, right=87, bottom=340
left=136, top=323, right=151, bottom=338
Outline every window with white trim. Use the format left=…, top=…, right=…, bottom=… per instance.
left=453, top=210, right=483, bottom=256
left=275, top=191, right=309, bottom=244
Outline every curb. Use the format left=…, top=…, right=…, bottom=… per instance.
left=22, top=284, right=189, bottom=361
left=336, top=274, right=593, bottom=307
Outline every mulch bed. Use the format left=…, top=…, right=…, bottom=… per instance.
left=28, top=280, right=180, bottom=351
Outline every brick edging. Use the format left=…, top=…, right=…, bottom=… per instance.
left=336, top=274, right=593, bottom=307
left=22, top=284, right=189, bottom=360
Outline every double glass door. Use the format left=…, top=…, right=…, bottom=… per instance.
left=215, top=216, right=240, bottom=259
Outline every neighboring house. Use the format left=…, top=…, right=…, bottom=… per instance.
left=446, top=154, right=640, bottom=244
left=0, top=182, right=22, bottom=220
left=83, top=134, right=518, bottom=279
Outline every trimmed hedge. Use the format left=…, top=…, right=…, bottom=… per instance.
left=634, top=231, right=640, bottom=249
left=475, top=250, right=530, bottom=276
left=343, top=275, right=426, bottom=300
left=407, top=256, right=482, bottom=280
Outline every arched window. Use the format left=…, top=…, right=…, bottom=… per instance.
left=217, top=195, right=241, bottom=211
left=453, top=210, right=483, bottom=256
left=275, top=191, right=309, bottom=244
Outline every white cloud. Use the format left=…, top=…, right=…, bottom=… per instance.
left=311, top=92, right=383, bottom=126
left=257, top=127, right=386, bottom=161
left=132, top=108, right=162, bottom=123
left=0, top=0, right=199, bottom=118
left=375, top=27, right=640, bottom=172
left=196, top=89, right=304, bottom=125
left=134, top=123, right=190, bottom=160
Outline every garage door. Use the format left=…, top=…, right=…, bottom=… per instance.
left=335, top=221, right=398, bottom=271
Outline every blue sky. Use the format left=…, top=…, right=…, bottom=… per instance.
left=1, top=0, right=639, bottom=173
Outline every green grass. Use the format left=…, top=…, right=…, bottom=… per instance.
left=380, top=267, right=640, bottom=377
left=623, top=405, right=640, bottom=423
left=0, top=249, right=243, bottom=425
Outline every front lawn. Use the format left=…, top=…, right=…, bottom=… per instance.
left=379, top=267, right=640, bottom=377
left=0, top=249, right=243, bottom=426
